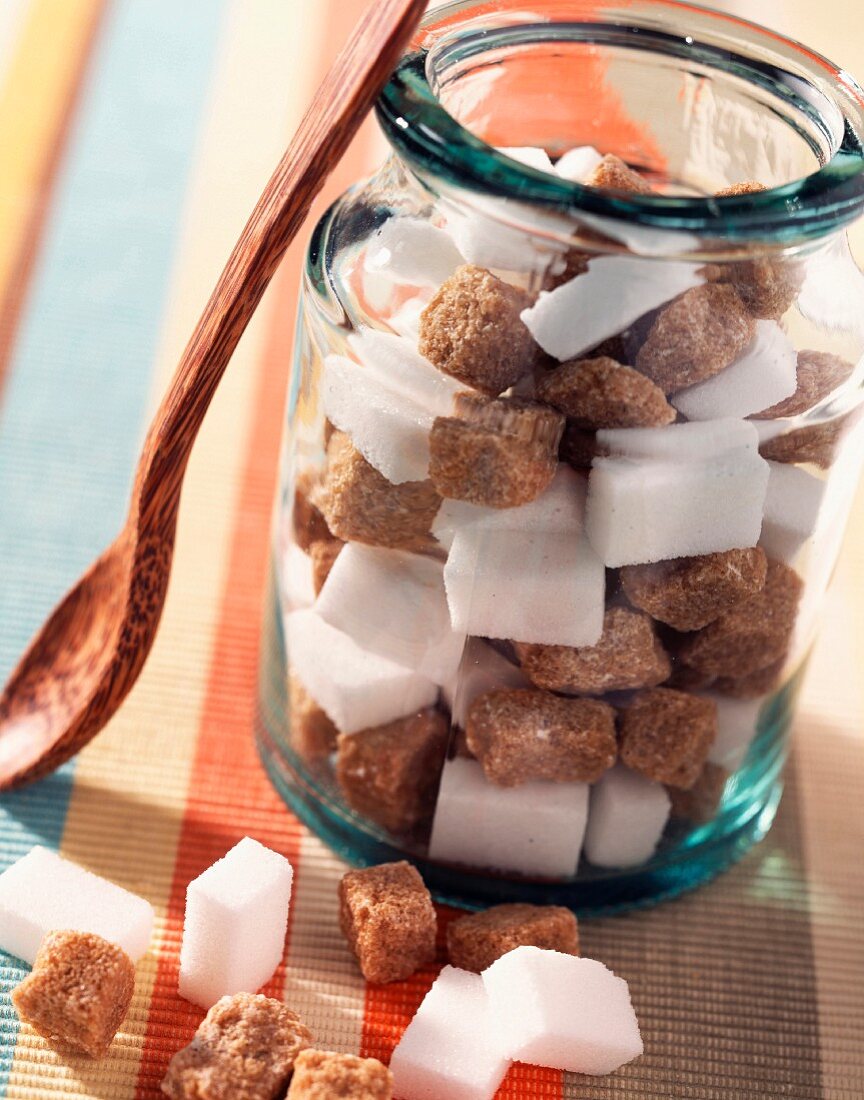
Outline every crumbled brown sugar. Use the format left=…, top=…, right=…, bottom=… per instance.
left=515, top=607, right=670, bottom=694
left=335, top=708, right=449, bottom=835
left=12, top=931, right=135, bottom=1059
left=667, top=763, right=729, bottom=823
left=587, top=154, right=654, bottom=194
left=419, top=265, right=537, bottom=394
left=317, top=432, right=440, bottom=551
left=677, top=560, right=803, bottom=678
left=308, top=537, right=344, bottom=595
left=620, top=548, right=769, bottom=632
left=429, top=393, right=563, bottom=507
left=161, top=993, right=312, bottom=1100
left=446, top=903, right=579, bottom=973
left=287, top=1049, right=393, bottom=1099
left=288, top=674, right=339, bottom=761
left=619, top=688, right=717, bottom=789
left=755, top=350, right=854, bottom=419
left=338, top=862, right=436, bottom=985
left=535, top=356, right=676, bottom=429
left=635, top=283, right=755, bottom=394
left=293, top=469, right=331, bottom=552
left=466, top=688, right=617, bottom=787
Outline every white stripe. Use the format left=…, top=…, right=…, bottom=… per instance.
left=0, top=0, right=27, bottom=80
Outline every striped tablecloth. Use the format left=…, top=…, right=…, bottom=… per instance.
left=0, top=2, right=862, bottom=1097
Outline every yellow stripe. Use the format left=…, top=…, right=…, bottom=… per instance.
left=5, top=1, right=326, bottom=1094
left=0, top=0, right=28, bottom=78
left=0, top=0, right=102, bottom=302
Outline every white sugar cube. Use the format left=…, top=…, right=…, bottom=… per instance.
left=0, top=846, right=154, bottom=965
left=390, top=965, right=510, bottom=1100
left=365, top=215, right=464, bottom=287
left=429, top=758, right=590, bottom=877
left=672, top=321, right=797, bottom=420
left=443, top=198, right=569, bottom=276
left=496, top=145, right=555, bottom=173
left=584, top=765, right=671, bottom=868
left=179, top=838, right=293, bottom=1009
left=760, top=461, right=826, bottom=562
left=281, top=544, right=315, bottom=610
left=706, top=695, right=765, bottom=771
left=586, top=421, right=770, bottom=566
left=322, top=354, right=431, bottom=484
left=388, top=296, right=428, bottom=340
left=555, top=145, right=603, bottom=182
left=444, top=525, right=605, bottom=646
left=443, top=638, right=531, bottom=728
left=522, top=256, right=702, bottom=361
left=417, top=627, right=469, bottom=688
left=316, top=543, right=451, bottom=669
left=348, top=328, right=461, bottom=417
left=285, top=610, right=437, bottom=734
left=482, top=947, right=643, bottom=1075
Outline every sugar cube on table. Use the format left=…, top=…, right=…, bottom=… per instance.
left=322, top=354, right=432, bottom=484
left=287, top=1049, right=394, bottom=1099
left=586, top=420, right=770, bottom=566
left=285, top=610, right=437, bottom=734
left=0, top=846, right=154, bottom=965
left=179, top=837, right=293, bottom=1010
left=389, top=965, right=510, bottom=1100
left=760, top=460, right=826, bottom=562
left=444, top=525, right=605, bottom=647
left=348, top=328, right=461, bottom=418
left=706, top=694, right=765, bottom=771
left=428, top=758, right=590, bottom=878
left=521, top=255, right=702, bottom=361
left=316, top=543, right=450, bottom=670
left=364, top=215, right=464, bottom=287
left=496, top=145, right=555, bottom=173
left=583, top=765, right=671, bottom=868
left=443, top=638, right=531, bottom=728
left=554, top=145, right=603, bottom=182
left=482, top=946, right=643, bottom=1075
left=671, top=320, right=797, bottom=419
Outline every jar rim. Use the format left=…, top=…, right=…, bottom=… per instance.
left=375, top=0, right=864, bottom=244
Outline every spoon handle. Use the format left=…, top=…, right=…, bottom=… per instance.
left=134, top=0, right=427, bottom=528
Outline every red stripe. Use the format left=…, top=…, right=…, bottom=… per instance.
left=0, top=0, right=109, bottom=402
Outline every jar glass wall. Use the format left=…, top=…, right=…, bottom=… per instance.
left=257, top=0, right=864, bottom=913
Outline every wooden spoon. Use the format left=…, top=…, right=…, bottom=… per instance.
left=0, top=0, right=428, bottom=790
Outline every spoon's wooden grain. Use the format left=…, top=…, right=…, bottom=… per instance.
left=0, top=0, right=428, bottom=790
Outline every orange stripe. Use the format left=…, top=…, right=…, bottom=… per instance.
left=0, top=0, right=108, bottom=398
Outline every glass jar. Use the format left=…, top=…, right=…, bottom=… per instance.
left=256, top=0, right=864, bottom=913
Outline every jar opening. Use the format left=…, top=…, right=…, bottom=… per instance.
left=376, top=0, right=864, bottom=244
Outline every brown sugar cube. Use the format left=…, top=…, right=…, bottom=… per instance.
left=317, top=432, right=440, bottom=551
left=559, top=423, right=599, bottom=469
left=635, top=283, right=756, bottom=394
left=620, top=548, right=768, bottom=632
left=289, top=674, right=338, bottom=761
left=514, top=607, right=670, bottom=694
left=755, top=350, right=854, bottom=419
left=667, top=763, right=729, bottom=824
left=759, top=412, right=854, bottom=469
left=339, top=862, right=436, bottom=984
left=678, top=560, right=803, bottom=679
left=309, top=537, right=344, bottom=595
left=586, top=154, right=654, bottom=194
left=715, top=181, right=766, bottom=197
left=418, top=265, right=537, bottom=394
left=11, top=931, right=135, bottom=1059
left=619, top=688, right=717, bottom=789
left=714, top=656, right=786, bottom=699
left=429, top=392, right=564, bottom=507
left=466, top=688, right=617, bottom=787
left=447, top=903, right=579, bottom=973
left=335, top=708, right=449, bottom=836
left=162, top=993, right=312, bottom=1100
left=666, top=661, right=716, bottom=693
left=535, top=356, right=676, bottom=429
left=287, top=1049, right=393, bottom=1099
left=293, top=469, right=331, bottom=552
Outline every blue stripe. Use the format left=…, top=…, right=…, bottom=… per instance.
left=0, top=0, right=228, bottom=1083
